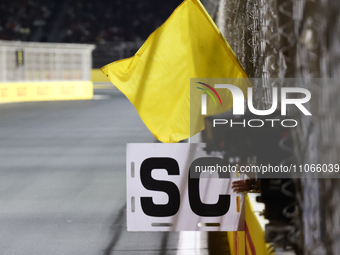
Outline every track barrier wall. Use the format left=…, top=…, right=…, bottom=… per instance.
left=0, top=81, right=93, bottom=103
left=228, top=195, right=273, bottom=255
left=0, top=40, right=95, bottom=103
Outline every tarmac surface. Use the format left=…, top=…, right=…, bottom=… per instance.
left=0, top=90, right=210, bottom=255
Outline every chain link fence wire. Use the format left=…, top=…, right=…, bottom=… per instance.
left=202, top=0, right=340, bottom=254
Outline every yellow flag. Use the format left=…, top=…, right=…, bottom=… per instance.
left=102, top=0, right=248, bottom=143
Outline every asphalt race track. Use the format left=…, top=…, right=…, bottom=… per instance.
left=0, top=90, right=210, bottom=255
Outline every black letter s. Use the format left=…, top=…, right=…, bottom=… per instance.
left=140, top=158, right=180, bottom=217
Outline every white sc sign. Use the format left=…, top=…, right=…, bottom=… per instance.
left=126, top=143, right=244, bottom=231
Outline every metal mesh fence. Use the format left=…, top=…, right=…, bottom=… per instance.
left=202, top=0, right=340, bottom=253
left=0, top=41, right=95, bottom=82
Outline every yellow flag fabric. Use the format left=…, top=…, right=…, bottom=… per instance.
left=102, top=0, right=248, bottom=143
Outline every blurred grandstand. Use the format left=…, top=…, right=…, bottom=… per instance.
left=0, top=0, right=182, bottom=68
